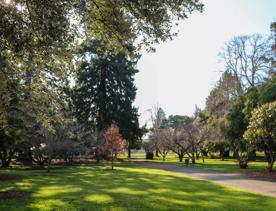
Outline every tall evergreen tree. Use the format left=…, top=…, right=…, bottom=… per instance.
left=74, top=39, right=142, bottom=158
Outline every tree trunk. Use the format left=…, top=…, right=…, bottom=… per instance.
left=111, top=150, right=114, bottom=170
left=178, top=153, right=184, bottom=162
left=196, top=151, right=200, bottom=160
left=267, top=161, right=274, bottom=172
left=162, top=154, right=166, bottom=161
left=95, top=147, right=100, bottom=163
left=220, top=148, right=225, bottom=161
left=1, top=153, right=11, bottom=168
left=265, top=150, right=274, bottom=172
left=0, top=149, right=7, bottom=168
left=0, top=147, right=13, bottom=168
left=7, top=151, right=12, bottom=167
left=191, top=148, right=196, bottom=164
left=201, top=151, right=205, bottom=163
left=47, top=157, right=51, bottom=173
left=155, top=150, right=159, bottom=157
left=127, top=147, right=131, bottom=159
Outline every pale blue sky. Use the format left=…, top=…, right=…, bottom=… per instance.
left=134, top=0, right=276, bottom=125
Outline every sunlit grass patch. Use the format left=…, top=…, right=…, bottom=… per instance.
left=85, top=194, right=114, bottom=203
left=0, top=164, right=275, bottom=210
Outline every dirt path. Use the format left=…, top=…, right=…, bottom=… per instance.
left=135, top=162, right=276, bottom=198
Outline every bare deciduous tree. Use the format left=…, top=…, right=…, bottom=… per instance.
left=220, top=34, right=272, bottom=89
left=150, top=128, right=173, bottom=161
left=170, top=127, right=190, bottom=162
left=170, top=118, right=211, bottom=164
left=149, top=105, right=167, bottom=157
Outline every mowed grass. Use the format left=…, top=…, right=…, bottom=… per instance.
left=121, top=153, right=275, bottom=173
left=1, top=164, right=276, bottom=210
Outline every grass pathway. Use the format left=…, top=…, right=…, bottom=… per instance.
left=136, top=161, right=276, bottom=198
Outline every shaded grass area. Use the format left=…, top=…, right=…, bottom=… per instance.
left=0, top=173, right=23, bottom=181
left=1, top=164, right=276, bottom=210
left=121, top=153, right=275, bottom=173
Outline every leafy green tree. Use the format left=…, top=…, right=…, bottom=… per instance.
left=167, top=115, right=192, bottom=129
left=242, top=87, right=259, bottom=124
left=226, top=98, right=246, bottom=143
left=1, top=0, right=203, bottom=55
left=243, top=77, right=276, bottom=124
left=117, top=107, right=144, bottom=158
left=225, top=97, right=250, bottom=167
left=205, top=72, right=241, bottom=160
left=244, top=101, right=276, bottom=172
left=0, top=78, right=23, bottom=167
left=224, top=77, right=276, bottom=166
left=259, top=76, right=276, bottom=104
left=0, top=26, right=72, bottom=168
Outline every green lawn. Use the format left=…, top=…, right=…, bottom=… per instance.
left=122, top=152, right=275, bottom=173
left=1, top=164, right=276, bottom=210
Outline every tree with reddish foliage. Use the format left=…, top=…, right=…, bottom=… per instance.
left=100, top=124, right=127, bottom=170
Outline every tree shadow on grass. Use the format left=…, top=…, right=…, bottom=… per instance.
left=0, top=164, right=275, bottom=210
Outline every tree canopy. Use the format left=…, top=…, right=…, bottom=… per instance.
left=244, top=101, right=276, bottom=172
left=1, top=0, right=203, bottom=55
